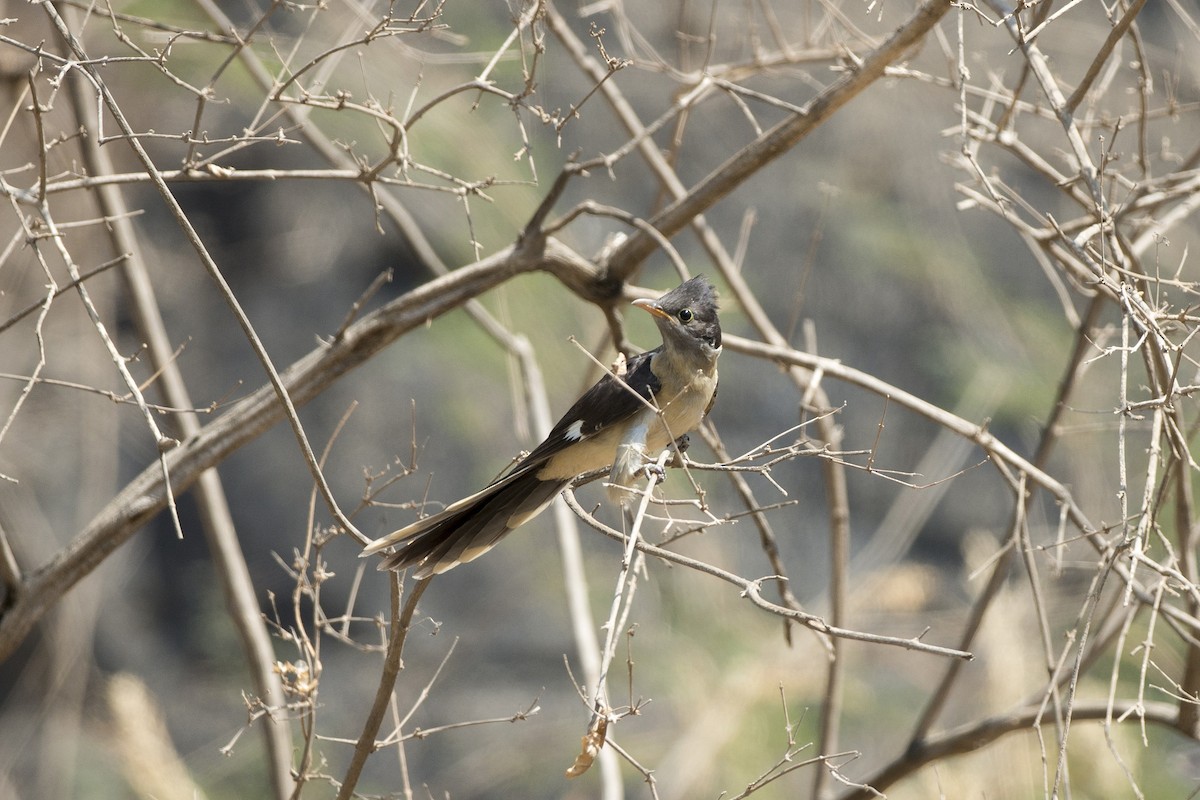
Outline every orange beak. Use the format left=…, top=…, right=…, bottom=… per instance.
left=632, top=297, right=671, bottom=320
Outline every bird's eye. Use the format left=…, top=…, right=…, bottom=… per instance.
left=678, top=308, right=694, bottom=322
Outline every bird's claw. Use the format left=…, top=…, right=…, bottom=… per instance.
left=642, top=462, right=666, bottom=483
left=666, top=434, right=690, bottom=468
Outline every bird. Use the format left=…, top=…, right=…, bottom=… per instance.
left=361, top=275, right=722, bottom=578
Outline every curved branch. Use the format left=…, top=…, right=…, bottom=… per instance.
left=562, top=492, right=973, bottom=660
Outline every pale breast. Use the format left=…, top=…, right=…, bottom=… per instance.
left=536, top=353, right=718, bottom=484
left=644, top=368, right=717, bottom=453
left=538, top=423, right=636, bottom=480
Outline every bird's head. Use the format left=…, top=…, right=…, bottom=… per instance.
left=632, top=275, right=722, bottom=356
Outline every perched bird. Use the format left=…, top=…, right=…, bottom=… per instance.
left=362, top=275, right=722, bottom=578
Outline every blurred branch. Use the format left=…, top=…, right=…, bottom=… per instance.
left=0, top=521, right=18, bottom=605
left=42, top=0, right=361, bottom=571
left=907, top=293, right=1109, bottom=748
left=56, top=9, right=295, bottom=792
left=505, top=321, right=625, bottom=795
left=106, top=673, right=208, bottom=800
left=1065, top=0, right=1149, bottom=113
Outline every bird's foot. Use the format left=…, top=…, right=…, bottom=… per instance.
left=666, top=434, right=690, bottom=467
left=641, top=461, right=666, bottom=483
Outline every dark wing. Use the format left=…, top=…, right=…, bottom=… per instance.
left=362, top=348, right=667, bottom=577
left=521, top=347, right=662, bottom=465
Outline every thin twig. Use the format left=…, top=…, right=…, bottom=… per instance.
left=563, top=492, right=973, bottom=661
left=336, top=575, right=429, bottom=800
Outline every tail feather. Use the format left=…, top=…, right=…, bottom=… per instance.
left=373, top=470, right=567, bottom=578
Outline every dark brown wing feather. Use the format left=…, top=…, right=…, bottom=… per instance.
left=377, top=470, right=567, bottom=577
left=369, top=348, right=663, bottom=577
left=523, top=348, right=662, bottom=464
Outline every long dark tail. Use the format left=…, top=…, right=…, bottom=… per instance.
left=370, top=469, right=567, bottom=578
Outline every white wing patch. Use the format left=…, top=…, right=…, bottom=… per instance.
left=563, top=419, right=585, bottom=441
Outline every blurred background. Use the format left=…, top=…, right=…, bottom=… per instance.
left=1, top=0, right=1199, bottom=798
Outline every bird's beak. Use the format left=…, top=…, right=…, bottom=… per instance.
left=632, top=297, right=671, bottom=321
